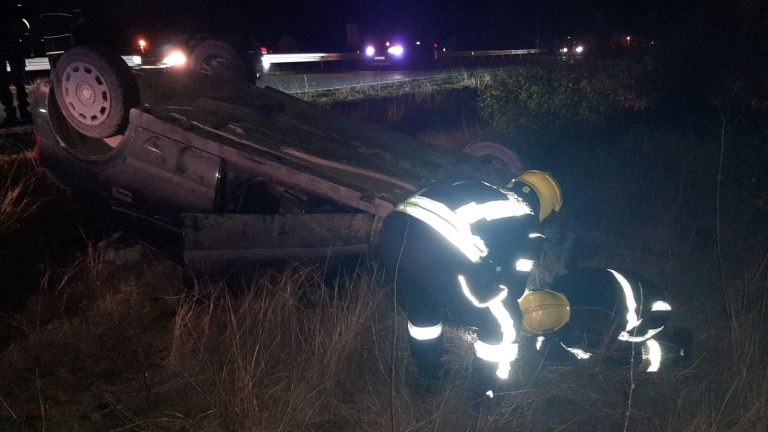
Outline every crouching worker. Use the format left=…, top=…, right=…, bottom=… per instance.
left=518, top=268, right=691, bottom=373
left=377, top=171, right=563, bottom=399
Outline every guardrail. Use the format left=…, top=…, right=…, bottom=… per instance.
left=262, top=52, right=359, bottom=65
left=438, top=48, right=541, bottom=59
left=10, top=55, right=143, bottom=72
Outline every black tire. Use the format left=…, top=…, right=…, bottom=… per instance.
left=463, top=141, right=524, bottom=183
left=53, top=46, right=139, bottom=139
left=188, top=39, right=247, bottom=82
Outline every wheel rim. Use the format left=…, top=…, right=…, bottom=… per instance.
left=60, top=61, right=112, bottom=126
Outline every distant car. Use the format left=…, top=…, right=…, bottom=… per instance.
left=32, top=46, right=518, bottom=270
left=360, top=35, right=439, bottom=68
left=129, top=33, right=267, bottom=82
left=555, top=37, right=588, bottom=61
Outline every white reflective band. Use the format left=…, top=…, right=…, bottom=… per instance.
left=407, top=321, right=443, bottom=341
left=644, top=338, right=662, bottom=372
left=497, top=363, right=511, bottom=379
left=618, top=326, right=664, bottom=343
left=486, top=390, right=494, bottom=398
left=22, top=18, right=30, bottom=30
left=474, top=340, right=519, bottom=363
left=455, top=198, right=532, bottom=223
left=651, top=301, right=672, bottom=311
left=397, top=191, right=532, bottom=263
left=607, top=269, right=641, bottom=332
left=560, top=342, right=593, bottom=360
left=473, top=297, right=518, bottom=379
left=515, top=258, right=534, bottom=272
left=528, top=232, right=546, bottom=238
left=536, top=336, right=545, bottom=351
left=458, top=275, right=508, bottom=308
left=397, top=197, right=487, bottom=263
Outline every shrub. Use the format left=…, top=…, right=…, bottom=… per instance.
left=477, top=61, right=650, bottom=133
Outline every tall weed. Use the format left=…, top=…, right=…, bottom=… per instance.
left=0, top=153, right=41, bottom=235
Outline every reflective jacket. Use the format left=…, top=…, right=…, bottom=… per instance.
left=549, top=268, right=672, bottom=370
left=393, top=180, right=541, bottom=303
left=383, top=180, right=543, bottom=379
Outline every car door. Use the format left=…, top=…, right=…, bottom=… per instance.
left=114, top=127, right=223, bottom=212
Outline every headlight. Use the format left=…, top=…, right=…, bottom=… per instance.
left=365, top=45, right=375, bottom=57
left=575, top=45, right=584, bottom=53
left=387, top=45, right=404, bottom=56
left=161, top=50, right=187, bottom=67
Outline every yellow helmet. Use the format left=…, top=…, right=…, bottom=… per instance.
left=512, top=170, right=563, bottom=222
left=518, top=289, right=571, bottom=335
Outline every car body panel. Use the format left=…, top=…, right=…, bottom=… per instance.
left=32, top=69, right=509, bottom=268
left=182, top=212, right=375, bottom=273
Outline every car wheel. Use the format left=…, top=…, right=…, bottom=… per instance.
left=463, top=141, right=524, bottom=183
left=188, top=39, right=247, bottom=82
left=53, top=46, right=139, bottom=139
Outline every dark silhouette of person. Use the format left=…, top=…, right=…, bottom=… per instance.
left=0, top=1, right=32, bottom=124
left=519, top=268, right=690, bottom=372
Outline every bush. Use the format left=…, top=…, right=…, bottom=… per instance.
left=478, top=61, right=650, bottom=133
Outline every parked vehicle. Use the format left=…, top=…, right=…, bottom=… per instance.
left=33, top=46, right=519, bottom=272
left=129, top=34, right=266, bottom=82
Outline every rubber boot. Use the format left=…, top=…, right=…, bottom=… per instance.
left=409, top=335, right=443, bottom=395
left=655, top=326, right=694, bottom=369
left=470, top=356, right=500, bottom=408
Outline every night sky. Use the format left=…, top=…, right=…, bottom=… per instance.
left=21, top=0, right=690, bottom=51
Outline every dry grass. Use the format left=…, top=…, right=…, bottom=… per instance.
left=0, top=153, right=43, bottom=235
left=0, top=240, right=180, bottom=431
left=165, top=264, right=639, bottom=432
left=168, top=267, right=388, bottom=430
left=0, top=231, right=767, bottom=431
left=0, top=124, right=35, bottom=155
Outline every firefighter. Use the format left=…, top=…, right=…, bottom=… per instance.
left=377, top=170, right=563, bottom=398
left=0, top=1, right=32, bottom=124
left=518, top=268, right=689, bottom=372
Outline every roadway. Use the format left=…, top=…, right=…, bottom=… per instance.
left=13, top=48, right=542, bottom=95
left=257, top=48, right=540, bottom=93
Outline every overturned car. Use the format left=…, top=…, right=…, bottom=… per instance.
left=32, top=46, right=520, bottom=273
